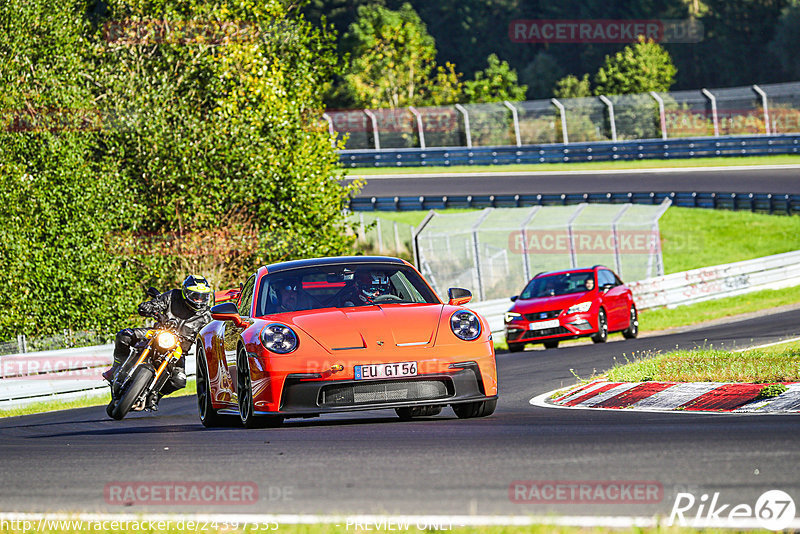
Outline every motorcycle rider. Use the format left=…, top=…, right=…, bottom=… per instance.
left=103, top=275, right=213, bottom=411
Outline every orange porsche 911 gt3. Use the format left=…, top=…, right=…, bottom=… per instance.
left=195, top=256, right=498, bottom=428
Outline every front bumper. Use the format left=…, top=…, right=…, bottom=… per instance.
left=261, top=366, right=492, bottom=416
left=505, top=312, right=597, bottom=343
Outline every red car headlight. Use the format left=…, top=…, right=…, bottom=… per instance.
left=566, top=301, right=592, bottom=314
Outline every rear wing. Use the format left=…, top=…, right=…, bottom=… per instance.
left=214, top=288, right=241, bottom=304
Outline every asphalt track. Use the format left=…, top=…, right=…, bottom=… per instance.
left=345, top=165, right=800, bottom=197
left=1, top=308, right=799, bottom=519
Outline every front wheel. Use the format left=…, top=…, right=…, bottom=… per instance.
left=622, top=306, right=639, bottom=339
left=591, top=309, right=608, bottom=344
left=237, top=348, right=283, bottom=429
left=452, top=398, right=497, bottom=419
left=110, top=365, right=154, bottom=420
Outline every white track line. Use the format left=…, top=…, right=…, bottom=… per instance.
left=350, top=164, right=800, bottom=179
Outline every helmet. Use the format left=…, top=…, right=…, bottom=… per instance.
left=357, top=271, right=390, bottom=301
left=182, top=275, right=213, bottom=310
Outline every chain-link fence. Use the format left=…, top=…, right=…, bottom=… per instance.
left=415, top=200, right=670, bottom=302
left=0, top=330, right=112, bottom=356
left=328, top=81, right=800, bottom=150
left=350, top=213, right=416, bottom=260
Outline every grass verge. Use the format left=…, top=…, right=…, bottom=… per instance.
left=603, top=340, right=800, bottom=383
left=0, top=378, right=197, bottom=419
left=0, top=523, right=773, bottom=534
left=346, top=154, right=800, bottom=175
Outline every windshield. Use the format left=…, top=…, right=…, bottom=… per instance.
left=520, top=271, right=595, bottom=299
left=255, top=263, right=439, bottom=316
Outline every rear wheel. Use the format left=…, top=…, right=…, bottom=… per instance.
left=111, top=365, right=154, bottom=420
left=395, top=405, right=443, bottom=420
left=543, top=340, right=559, bottom=349
left=237, top=348, right=283, bottom=429
left=452, top=398, right=497, bottom=419
left=591, top=309, right=608, bottom=344
left=507, top=342, right=525, bottom=353
left=622, top=306, right=639, bottom=339
left=197, top=345, right=238, bottom=428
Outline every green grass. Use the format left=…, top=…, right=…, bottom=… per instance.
left=0, top=522, right=773, bottom=534
left=659, top=207, right=800, bottom=274
left=638, top=285, right=800, bottom=331
left=0, top=378, right=197, bottom=418
left=345, top=154, right=800, bottom=175
left=603, top=340, right=800, bottom=383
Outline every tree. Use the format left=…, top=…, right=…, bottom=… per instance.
left=521, top=51, right=565, bottom=99
left=463, top=54, right=528, bottom=103
left=768, top=0, right=800, bottom=78
left=553, top=74, right=592, bottom=98
left=593, top=37, right=677, bottom=95
left=340, top=3, right=438, bottom=108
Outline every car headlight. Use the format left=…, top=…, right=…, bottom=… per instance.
left=261, top=323, right=299, bottom=354
left=567, top=301, right=592, bottom=314
left=504, top=311, right=521, bottom=323
left=450, top=310, right=481, bottom=341
left=156, top=332, right=178, bottom=350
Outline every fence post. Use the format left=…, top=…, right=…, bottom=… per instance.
left=471, top=209, right=494, bottom=301
left=376, top=217, right=384, bottom=252
left=503, top=101, right=522, bottom=147
left=649, top=91, right=668, bottom=140
left=454, top=104, right=472, bottom=148
left=393, top=222, right=401, bottom=252
left=752, top=84, right=771, bottom=135
left=321, top=112, right=336, bottom=148
left=363, top=109, right=381, bottom=150
left=701, top=88, right=719, bottom=137
left=598, top=95, right=617, bottom=142
left=408, top=106, right=426, bottom=149
left=520, top=206, right=542, bottom=282
left=611, top=204, right=632, bottom=278
left=412, top=210, right=437, bottom=271
left=17, top=334, right=27, bottom=353
left=551, top=98, right=569, bottom=144
left=566, top=204, right=588, bottom=268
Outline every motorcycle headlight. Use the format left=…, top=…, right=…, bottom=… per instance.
left=261, top=323, right=299, bottom=354
left=504, top=311, right=521, bottom=323
left=156, top=332, right=178, bottom=350
left=567, top=301, right=592, bottom=314
left=450, top=310, right=481, bottom=341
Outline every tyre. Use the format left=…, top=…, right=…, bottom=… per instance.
left=591, top=309, right=608, bottom=344
left=622, top=306, right=639, bottom=339
left=110, top=365, right=154, bottom=420
left=543, top=340, right=559, bottom=349
left=395, top=405, right=443, bottom=420
left=237, top=347, right=283, bottom=429
left=452, top=398, right=497, bottom=419
left=507, top=342, right=525, bottom=353
left=196, top=345, right=239, bottom=428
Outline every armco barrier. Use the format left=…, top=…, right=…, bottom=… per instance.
left=340, top=134, right=800, bottom=168
left=3, top=250, right=799, bottom=408
left=351, top=191, right=800, bottom=214
left=467, top=249, right=800, bottom=338
left=0, top=345, right=196, bottom=410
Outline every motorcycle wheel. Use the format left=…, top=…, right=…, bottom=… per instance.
left=110, top=365, right=155, bottom=420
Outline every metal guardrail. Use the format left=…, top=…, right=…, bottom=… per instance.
left=351, top=191, right=800, bottom=214
left=468, top=249, right=800, bottom=338
left=340, top=134, right=800, bottom=168
left=0, top=346, right=197, bottom=410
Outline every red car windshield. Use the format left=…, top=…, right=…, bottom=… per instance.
left=521, top=272, right=594, bottom=298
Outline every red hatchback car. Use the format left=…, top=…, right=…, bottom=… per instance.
left=503, top=266, right=638, bottom=351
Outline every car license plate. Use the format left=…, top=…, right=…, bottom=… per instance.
left=529, top=319, right=560, bottom=331
left=354, top=361, right=418, bottom=380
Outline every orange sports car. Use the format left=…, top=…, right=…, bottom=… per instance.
left=195, top=256, right=497, bottom=428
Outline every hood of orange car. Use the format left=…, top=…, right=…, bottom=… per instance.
left=513, top=292, right=592, bottom=313
left=287, top=304, right=443, bottom=351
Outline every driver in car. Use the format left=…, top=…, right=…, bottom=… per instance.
left=341, top=271, right=391, bottom=306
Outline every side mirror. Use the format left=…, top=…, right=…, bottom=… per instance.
left=510, top=295, right=518, bottom=302
left=447, top=287, right=472, bottom=306
left=601, top=283, right=614, bottom=292
left=211, top=302, right=248, bottom=328
left=146, top=287, right=160, bottom=298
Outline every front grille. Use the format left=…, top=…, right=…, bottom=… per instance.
left=525, top=326, right=569, bottom=337
left=524, top=310, right=562, bottom=321
left=320, top=379, right=450, bottom=407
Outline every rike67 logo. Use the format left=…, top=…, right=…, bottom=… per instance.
left=669, top=490, right=796, bottom=530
